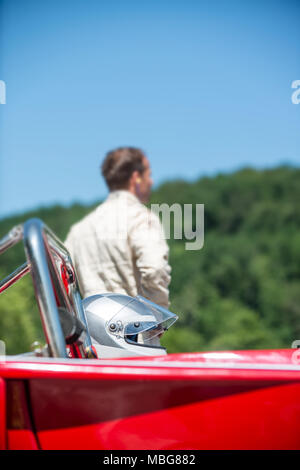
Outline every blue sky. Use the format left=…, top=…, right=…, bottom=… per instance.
left=0, top=0, right=299, bottom=218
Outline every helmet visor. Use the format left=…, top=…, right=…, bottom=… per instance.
left=107, top=295, right=178, bottom=346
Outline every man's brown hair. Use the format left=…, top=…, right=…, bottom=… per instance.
left=101, top=147, right=146, bottom=191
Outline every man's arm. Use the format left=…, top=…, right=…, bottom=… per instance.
left=129, top=209, right=171, bottom=309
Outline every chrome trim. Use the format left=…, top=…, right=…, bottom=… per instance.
left=0, top=225, right=23, bottom=254
left=0, top=218, right=93, bottom=358
left=0, top=262, right=30, bottom=294
left=23, top=219, right=68, bottom=358
left=43, top=223, right=92, bottom=352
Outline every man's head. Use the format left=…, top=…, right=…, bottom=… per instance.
left=101, top=147, right=153, bottom=204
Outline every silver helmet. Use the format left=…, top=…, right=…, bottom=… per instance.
left=83, top=293, right=178, bottom=358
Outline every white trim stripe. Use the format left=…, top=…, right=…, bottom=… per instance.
left=2, top=356, right=300, bottom=372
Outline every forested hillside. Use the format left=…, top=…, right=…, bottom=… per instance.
left=1, top=166, right=300, bottom=354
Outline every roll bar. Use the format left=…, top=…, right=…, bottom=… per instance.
left=0, top=218, right=93, bottom=358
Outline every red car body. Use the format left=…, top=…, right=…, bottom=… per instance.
left=1, top=218, right=300, bottom=450
left=1, top=348, right=300, bottom=450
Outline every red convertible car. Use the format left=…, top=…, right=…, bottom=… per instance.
left=0, top=218, right=300, bottom=450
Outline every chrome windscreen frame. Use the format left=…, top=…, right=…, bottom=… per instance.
left=0, top=218, right=93, bottom=358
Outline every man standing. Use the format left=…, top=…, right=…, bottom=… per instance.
left=65, top=147, right=171, bottom=308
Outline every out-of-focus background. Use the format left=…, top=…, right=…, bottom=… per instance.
left=0, top=0, right=299, bottom=354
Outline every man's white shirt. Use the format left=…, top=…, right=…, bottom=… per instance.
left=65, top=190, right=171, bottom=308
